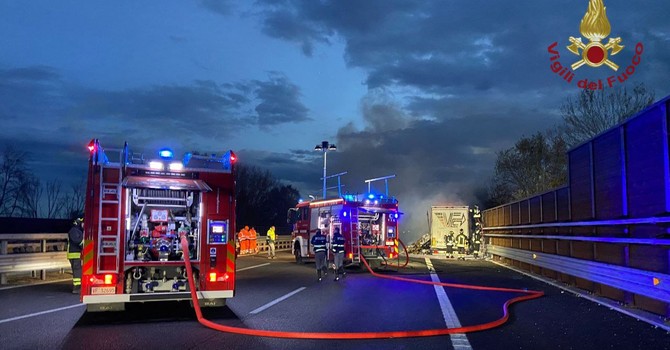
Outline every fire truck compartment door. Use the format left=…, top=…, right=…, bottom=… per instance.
left=122, top=176, right=212, bottom=192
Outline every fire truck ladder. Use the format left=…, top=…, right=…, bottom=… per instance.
left=349, top=209, right=361, bottom=264
left=97, top=159, right=122, bottom=273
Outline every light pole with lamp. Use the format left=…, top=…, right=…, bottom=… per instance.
left=314, top=141, right=336, bottom=199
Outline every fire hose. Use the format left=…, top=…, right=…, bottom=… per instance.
left=180, top=235, right=544, bottom=339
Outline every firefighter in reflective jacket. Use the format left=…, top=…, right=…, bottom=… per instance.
left=332, top=228, right=346, bottom=281
left=68, top=218, right=84, bottom=294
left=310, top=229, right=328, bottom=281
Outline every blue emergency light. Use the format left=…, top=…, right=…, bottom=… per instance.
left=159, top=148, right=174, bottom=160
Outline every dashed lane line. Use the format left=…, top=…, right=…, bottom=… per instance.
left=249, top=287, right=306, bottom=315
left=425, top=258, right=473, bottom=350
left=237, top=263, right=271, bottom=272
left=0, top=304, right=84, bottom=324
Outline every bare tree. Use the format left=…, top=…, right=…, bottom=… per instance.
left=45, top=179, right=64, bottom=218
left=19, top=175, right=42, bottom=218
left=561, top=83, right=655, bottom=147
left=491, top=132, right=567, bottom=201
left=0, top=146, right=33, bottom=217
left=59, top=178, right=86, bottom=219
left=486, top=83, right=656, bottom=208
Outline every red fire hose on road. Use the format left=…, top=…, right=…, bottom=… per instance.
left=180, top=235, right=544, bottom=339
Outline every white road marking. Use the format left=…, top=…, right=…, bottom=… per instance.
left=237, top=263, right=270, bottom=272
left=425, top=258, right=473, bottom=350
left=249, top=287, right=306, bottom=315
left=0, top=304, right=84, bottom=324
left=0, top=278, right=72, bottom=291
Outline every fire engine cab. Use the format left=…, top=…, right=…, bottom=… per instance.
left=81, top=139, right=236, bottom=312
left=287, top=192, right=401, bottom=269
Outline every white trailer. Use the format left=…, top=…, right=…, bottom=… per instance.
left=429, top=206, right=470, bottom=255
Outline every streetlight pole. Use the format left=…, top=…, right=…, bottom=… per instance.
left=314, top=140, right=336, bottom=199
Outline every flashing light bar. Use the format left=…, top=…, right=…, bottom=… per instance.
left=149, top=161, right=164, bottom=170
left=309, top=198, right=344, bottom=207
left=169, top=162, right=183, bottom=171
left=159, top=148, right=174, bottom=160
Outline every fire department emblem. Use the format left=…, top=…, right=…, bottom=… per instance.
left=567, top=0, right=623, bottom=71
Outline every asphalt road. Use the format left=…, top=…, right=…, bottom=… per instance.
left=1, top=253, right=669, bottom=350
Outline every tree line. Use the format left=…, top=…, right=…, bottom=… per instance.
left=485, top=83, right=655, bottom=208
left=0, top=146, right=84, bottom=219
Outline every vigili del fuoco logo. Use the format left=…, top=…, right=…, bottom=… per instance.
left=547, top=0, right=643, bottom=90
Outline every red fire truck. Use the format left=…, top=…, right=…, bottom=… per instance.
left=81, top=139, right=236, bottom=312
left=287, top=193, right=401, bottom=269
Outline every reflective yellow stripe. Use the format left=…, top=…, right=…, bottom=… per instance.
left=67, top=252, right=81, bottom=259
left=82, top=240, right=94, bottom=275
left=73, top=278, right=81, bottom=286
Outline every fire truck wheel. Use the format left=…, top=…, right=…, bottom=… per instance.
left=294, top=245, right=303, bottom=264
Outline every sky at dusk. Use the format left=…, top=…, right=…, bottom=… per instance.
left=2, top=0, right=669, bottom=242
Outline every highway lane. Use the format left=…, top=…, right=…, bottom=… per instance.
left=1, top=253, right=669, bottom=349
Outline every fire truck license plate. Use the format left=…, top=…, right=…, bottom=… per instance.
left=91, top=286, right=116, bottom=295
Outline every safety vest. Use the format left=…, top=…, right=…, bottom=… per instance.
left=267, top=227, right=276, bottom=242
left=311, top=235, right=327, bottom=253
left=332, top=235, right=345, bottom=253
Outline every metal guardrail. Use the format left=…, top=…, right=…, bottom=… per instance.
left=488, top=245, right=670, bottom=303
left=238, top=236, right=293, bottom=255
left=0, top=233, right=70, bottom=284
left=0, top=233, right=295, bottom=284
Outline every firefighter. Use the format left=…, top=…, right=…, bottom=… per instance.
left=266, top=225, right=276, bottom=259
left=310, top=229, right=328, bottom=281
left=332, top=227, right=346, bottom=281
left=446, top=231, right=455, bottom=258
left=68, top=218, right=84, bottom=294
left=456, top=228, right=467, bottom=260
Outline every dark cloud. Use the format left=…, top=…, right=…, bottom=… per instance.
left=198, top=0, right=234, bottom=16
left=169, top=35, right=188, bottom=43
left=252, top=72, right=311, bottom=126
left=247, top=0, right=670, bottom=241
left=0, top=66, right=60, bottom=81
left=238, top=148, right=319, bottom=193
left=254, top=0, right=670, bottom=97
left=0, top=66, right=310, bottom=181
left=0, top=66, right=67, bottom=123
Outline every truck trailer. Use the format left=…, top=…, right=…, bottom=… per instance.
left=429, top=206, right=471, bottom=257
